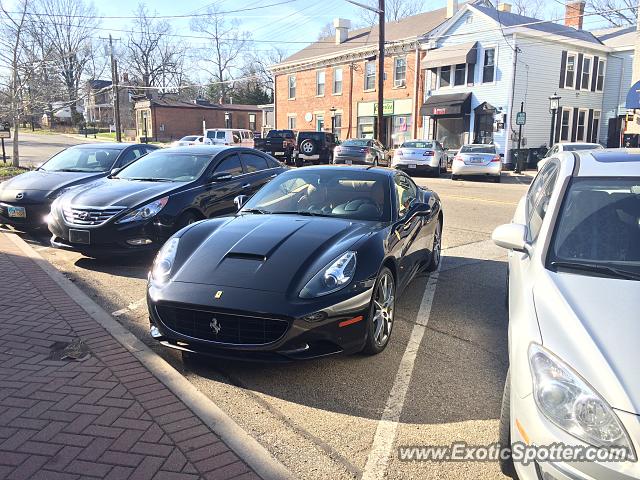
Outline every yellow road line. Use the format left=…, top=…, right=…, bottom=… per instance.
left=444, top=194, right=519, bottom=206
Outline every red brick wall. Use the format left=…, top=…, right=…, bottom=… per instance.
left=275, top=51, right=420, bottom=139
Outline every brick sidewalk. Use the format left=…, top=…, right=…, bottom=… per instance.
left=0, top=233, right=260, bottom=480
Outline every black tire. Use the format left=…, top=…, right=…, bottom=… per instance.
left=505, top=269, right=510, bottom=309
left=494, top=175, right=502, bottom=183
left=176, top=211, right=200, bottom=230
left=433, top=165, right=441, bottom=178
left=499, top=369, right=518, bottom=478
left=451, top=174, right=459, bottom=181
left=362, top=267, right=395, bottom=355
left=373, top=157, right=378, bottom=166
left=295, top=156, right=304, bottom=168
left=426, top=220, right=442, bottom=272
left=299, top=139, right=318, bottom=156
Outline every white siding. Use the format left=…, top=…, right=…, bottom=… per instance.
left=600, top=50, right=632, bottom=145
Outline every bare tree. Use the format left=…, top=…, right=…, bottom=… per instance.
left=586, top=0, right=636, bottom=26
left=510, top=0, right=546, bottom=18
left=190, top=5, right=251, bottom=103
left=245, top=47, right=286, bottom=100
left=317, top=21, right=335, bottom=40
left=125, top=3, right=186, bottom=91
left=361, top=0, right=424, bottom=24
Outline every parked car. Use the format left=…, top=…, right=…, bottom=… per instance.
left=294, top=132, right=338, bottom=167
left=451, top=144, right=502, bottom=182
left=254, top=129, right=296, bottom=164
left=492, top=149, right=640, bottom=480
left=0, top=143, right=157, bottom=230
left=170, top=135, right=203, bottom=147
left=203, top=128, right=254, bottom=147
left=538, top=142, right=604, bottom=170
left=48, top=146, right=286, bottom=257
left=333, top=138, right=389, bottom=166
left=392, top=140, right=447, bottom=177
left=147, top=166, right=443, bottom=360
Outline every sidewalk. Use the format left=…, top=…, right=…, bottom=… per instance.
left=0, top=232, right=286, bottom=480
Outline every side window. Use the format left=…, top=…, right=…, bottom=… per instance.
left=232, top=131, right=241, bottom=144
left=394, top=175, right=417, bottom=218
left=241, top=153, right=268, bottom=173
left=215, top=154, right=243, bottom=176
left=527, top=162, right=559, bottom=242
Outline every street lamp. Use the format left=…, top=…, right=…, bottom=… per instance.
left=329, top=106, right=337, bottom=134
left=548, top=93, right=561, bottom=147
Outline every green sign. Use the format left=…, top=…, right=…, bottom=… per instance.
left=516, top=112, right=526, bottom=126
left=373, top=100, right=394, bottom=116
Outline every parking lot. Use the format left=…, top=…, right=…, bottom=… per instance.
left=8, top=173, right=531, bottom=480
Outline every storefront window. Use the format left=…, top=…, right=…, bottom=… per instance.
left=391, top=115, right=412, bottom=148
left=358, top=116, right=375, bottom=138
left=436, top=117, right=465, bottom=150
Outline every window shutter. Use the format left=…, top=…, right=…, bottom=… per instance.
left=576, top=54, right=584, bottom=90
left=586, top=109, right=594, bottom=141
left=591, top=56, right=599, bottom=91
left=559, top=51, right=567, bottom=88
left=571, top=107, right=579, bottom=142
left=554, top=109, right=562, bottom=143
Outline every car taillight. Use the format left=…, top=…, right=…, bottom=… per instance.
left=423, top=150, right=434, bottom=156
left=491, top=155, right=501, bottom=162
left=360, top=148, right=371, bottom=154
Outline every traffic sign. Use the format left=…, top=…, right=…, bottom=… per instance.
left=516, top=112, right=526, bottom=126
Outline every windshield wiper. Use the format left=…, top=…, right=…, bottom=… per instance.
left=550, top=261, right=640, bottom=281
left=56, top=168, right=91, bottom=172
left=269, top=210, right=335, bottom=217
left=241, top=208, right=270, bottom=214
left=126, top=177, right=173, bottom=182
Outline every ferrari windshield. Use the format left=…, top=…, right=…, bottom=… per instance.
left=116, top=152, right=212, bottom=182
left=242, top=169, right=391, bottom=222
left=550, top=177, right=640, bottom=275
left=41, top=147, right=122, bottom=172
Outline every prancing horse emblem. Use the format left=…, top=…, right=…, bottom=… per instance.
left=209, top=318, right=221, bottom=335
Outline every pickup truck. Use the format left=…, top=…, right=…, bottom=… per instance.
left=254, top=130, right=296, bottom=164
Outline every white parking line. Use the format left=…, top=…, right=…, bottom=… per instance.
left=112, top=297, right=146, bottom=317
left=361, top=263, right=441, bottom=480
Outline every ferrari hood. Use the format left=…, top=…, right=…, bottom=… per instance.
left=173, top=214, right=374, bottom=293
left=63, top=178, right=183, bottom=208
left=534, top=271, right=640, bottom=413
left=0, top=170, right=105, bottom=203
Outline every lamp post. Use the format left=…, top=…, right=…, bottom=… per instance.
left=329, top=106, right=337, bottom=134
left=548, top=93, right=561, bottom=148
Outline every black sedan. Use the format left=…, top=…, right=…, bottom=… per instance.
left=147, top=166, right=443, bottom=361
left=48, top=146, right=287, bottom=257
left=0, top=143, right=157, bottom=230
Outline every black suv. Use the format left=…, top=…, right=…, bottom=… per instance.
left=294, top=132, right=339, bottom=167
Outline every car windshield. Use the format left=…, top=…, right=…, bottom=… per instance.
left=41, top=147, right=122, bottom=172
left=115, top=152, right=212, bottom=182
left=563, top=144, right=602, bottom=151
left=402, top=141, right=434, bottom=149
left=242, top=170, right=390, bottom=222
left=550, top=177, right=640, bottom=275
left=460, top=145, right=495, bottom=154
left=181, top=136, right=198, bottom=141
left=342, top=139, right=369, bottom=147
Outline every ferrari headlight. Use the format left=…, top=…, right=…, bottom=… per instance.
left=300, top=251, right=356, bottom=298
left=529, top=344, right=635, bottom=456
left=151, top=237, right=179, bottom=286
left=117, top=197, right=168, bottom=224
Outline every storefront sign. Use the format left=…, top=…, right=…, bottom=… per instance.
left=433, top=107, right=447, bottom=115
left=373, top=100, right=394, bottom=116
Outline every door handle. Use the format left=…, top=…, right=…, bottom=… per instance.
left=241, top=183, right=251, bottom=189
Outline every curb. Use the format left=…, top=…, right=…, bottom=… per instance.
left=4, top=232, right=296, bottom=480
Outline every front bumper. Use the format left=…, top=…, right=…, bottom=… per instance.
left=147, top=281, right=374, bottom=361
left=48, top=211, right=170, bottom=256
left=0, top=201, right=51, bottom=229
left=511, top=390, right=640, bottom=480
left=451, top=160, right=501, bottom=176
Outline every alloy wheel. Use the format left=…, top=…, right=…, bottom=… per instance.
left=372, top=272, right=395, bottom=347
left=431, top=222, right=442, bottom=269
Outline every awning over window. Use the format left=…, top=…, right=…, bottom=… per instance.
left=422, top=42, right=478, bottom=70
left=420, top=93, right=472, bottom=117
left=626, top=80, right=640, bottom=109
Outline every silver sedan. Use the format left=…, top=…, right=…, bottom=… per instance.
left=451, top=144, right=502, bottom=182
left=492, top=149, right=640, bottom=480
left=391, top=140, right=447, bottom=177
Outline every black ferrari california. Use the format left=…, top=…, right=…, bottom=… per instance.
left=147, top=166, right=443, bottom=360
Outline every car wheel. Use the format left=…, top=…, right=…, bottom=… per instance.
left=499, top=369, right=518, bottom=478
left=494, top=175, right=502, bottom=183
left=299, top=139, right=317, bottom=156
left=451, top=174, right=459, bottom=181
left=433, top=165, right=441, bottom=178
left=362, top=267, right=395, bottom=355
left=426, top=220, right=442, bottom=272
left=295, top=156, right=304, bottom=168
left=176, top=211, right=200, bottom=230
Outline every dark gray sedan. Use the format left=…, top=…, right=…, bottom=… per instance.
left=333, top=139, right=389, bottom=166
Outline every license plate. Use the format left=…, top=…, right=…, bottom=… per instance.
left=8, top=206, right=26, bottom=218
left=408, top=164, right=417, bottom=169
left=470, top=157, right=484, bottom=164
left=346, top=160, right=352, bottom=165
left=69, top=229, right=90, bottom=244
left=274, top=152, right=284, bottom=156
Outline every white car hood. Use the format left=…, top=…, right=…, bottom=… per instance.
left=534, top=270, right=640, bottom=413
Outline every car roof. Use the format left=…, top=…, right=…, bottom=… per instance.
left=159, top=145, right=241, bottom=154
left=71, top=143, right=141, bottom=150
left=558, top=142, right=601, bottom=147
left=292, top=165, right=397, bottom=177
left=564, top=148, right=640, bottom=177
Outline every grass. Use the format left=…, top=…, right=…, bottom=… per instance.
left=0, top=165, right=30, bottom=180
left=96, top=132, right=117, bottom=140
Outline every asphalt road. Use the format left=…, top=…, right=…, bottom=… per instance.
left=11, top=169, right=532, bottom=480
left=3, top=131, right=105, bottom=166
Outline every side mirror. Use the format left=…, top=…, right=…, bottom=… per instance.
left=492, top=223, right=530, bottom=254
left=234, top=195, right=248, bottom=210
left=211, top=172, right=232, bottom=182
left=110, top=167, right=121, bottom=176
left=411, top=201, right=431, bottom=216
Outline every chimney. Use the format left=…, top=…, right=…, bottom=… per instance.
left=497, top=3, right=511, bottom=12
left=446, top=0, right=458, bottom=18
left=334, top=18, right=351, bottom=45
left=564, top=0, right=585, bottom=29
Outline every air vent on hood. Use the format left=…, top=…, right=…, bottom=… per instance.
left=225, top=252, right=267, bottom=262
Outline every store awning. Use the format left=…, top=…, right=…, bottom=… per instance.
left=422, top=42, right=478, bottom=70
left=626, top=80, right=640, bottom=109
left=420, top=93, right=472, bottom=117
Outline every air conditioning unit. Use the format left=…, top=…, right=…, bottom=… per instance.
left=396, top=80, right=406, bottom=87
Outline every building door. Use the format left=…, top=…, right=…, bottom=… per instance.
left=607, top=117, right=622, bottom=147
left=474, top=112, right=494, bottom=144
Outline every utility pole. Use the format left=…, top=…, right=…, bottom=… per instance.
left=108, top=34, right=122, bottom=142
left=377, top=0, right=385, bottom=147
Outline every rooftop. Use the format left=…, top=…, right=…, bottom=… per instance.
left=593, top=25, right=635, bottom=49
left=138, top=98, right=263, bottom=112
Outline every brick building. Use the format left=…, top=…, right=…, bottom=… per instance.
left=270, top=9, right=449, bottom=148
left=133, top=98, right=264, bottom=142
